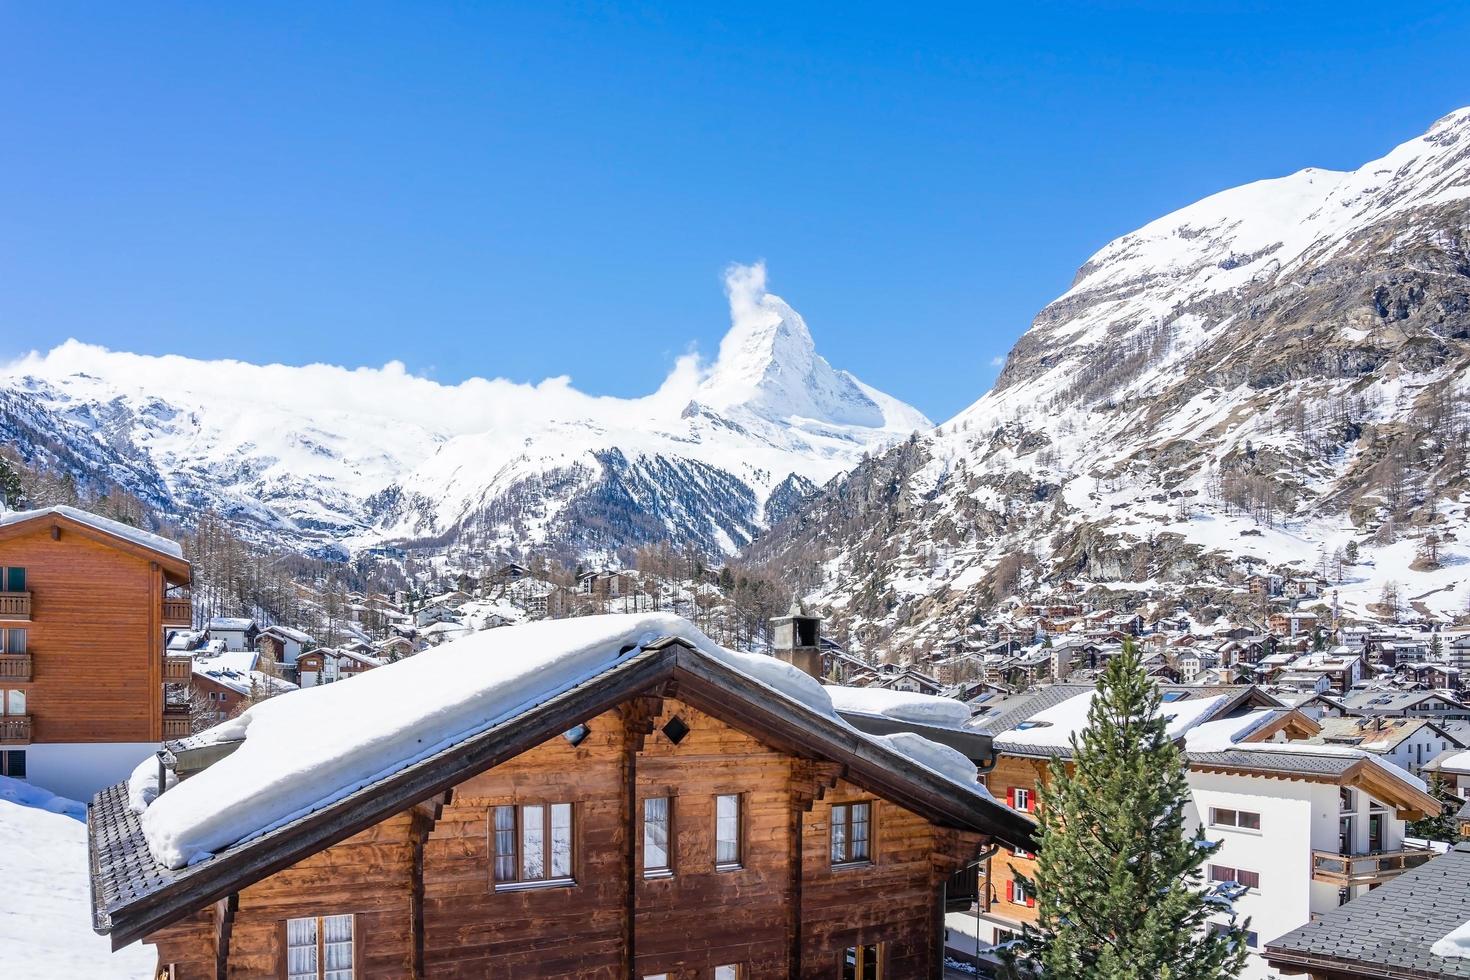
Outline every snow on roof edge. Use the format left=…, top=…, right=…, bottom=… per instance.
left=0, top=505, right=184, bottom=560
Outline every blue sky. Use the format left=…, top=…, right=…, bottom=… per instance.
left=2, top=3, right=1467, bottom=421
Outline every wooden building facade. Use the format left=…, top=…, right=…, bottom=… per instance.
left=92, top=638, right=1035, bottom=979
left=0, top=506, right=191, bottom=800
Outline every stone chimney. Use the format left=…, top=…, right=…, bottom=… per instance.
left=769, top=597, right=823, bottom=679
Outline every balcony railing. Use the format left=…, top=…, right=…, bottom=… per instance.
left=0, top=592, right=31, bottom=620
left=162, top=595, right=193, bottom=626
left=1311, top=847, right=1436, bottom=886
left=163, top=655, right=193, bottom=683
left=162, top=702, right=192, bottom=740
left=0, top=716, right=31, bottom=743
left=0, top=654, right=32, bottom=682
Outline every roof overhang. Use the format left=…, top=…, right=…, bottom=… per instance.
left=0, top=510, right=190, bottom=582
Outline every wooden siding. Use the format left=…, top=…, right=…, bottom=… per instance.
left=980, top=755, right=1049, bottom=929
left=0, top=522, right=171, bottom=742
left=145, top=694, right=983, bottom=978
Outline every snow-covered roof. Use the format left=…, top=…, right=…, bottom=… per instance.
left=129, top=614, right=1004, bottom=871
left=194, top=667, right=298, bottom=698
left=192, top=650, right=258, bottom=675
left=208, top=617, right=256, bottom=632
left=995, top=689, right=1229, bottom=754
left=0, top=504, right=184, bottom=560
left=825, top=685, right=972, bottom=730
left=257, top=624, right=315, bottom=645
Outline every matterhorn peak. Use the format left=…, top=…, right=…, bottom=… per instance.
left=696, top=262, right=901, bottom=430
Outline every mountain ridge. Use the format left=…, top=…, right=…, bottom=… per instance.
left=745, top=107, right=1470, bottom=654
left=0, top=262, right=928, bottom=561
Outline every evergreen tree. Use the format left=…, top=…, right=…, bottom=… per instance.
left=1407, top=774, right=1461, bottom=843
left=1020, top=644, right=1250, bottom=979
left=0, top=456, right=23, bottom=508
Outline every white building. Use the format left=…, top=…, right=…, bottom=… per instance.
left=206, top=616, right=258, bottom=652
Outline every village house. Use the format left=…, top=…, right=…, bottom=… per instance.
left=88, top=615, right=1035, bottom=978
left=963, top=682, right=1439, bottom=980
left=191, top=657, right=298, bottom=727
left=207, top=616, right=259, bottom=652
left=1307, top=716, right=1465, bottom=775
left=295, top=646, right=385, bottom=687
left=254, top=624, right=316, bottom=679
left=0, top=505, right=194, bottom=799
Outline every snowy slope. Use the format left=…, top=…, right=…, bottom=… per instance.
left=0, top=777, right=155, bottom=978
left=749, top=108, right=1470, bottom=653
left=0, top=263, right=927, bottom=558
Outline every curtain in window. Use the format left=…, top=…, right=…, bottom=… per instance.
left=851, top=803, right=870, bottom=860
left=716, top=795, right=739, bottom=865
left=831, top=806, right=848, bottom=863
left=521, top=804, right=545, bottom=880
left=6, top=690, right=24, bottom=715
left=322, top=914, right=354, bottom=980
left=493, top=806, right=517, bottom=882
left=550, top=803, right=572, bottom=878
left=286, top=917, right=318, bottom=980
left=643, top=797, right=669, bottom=870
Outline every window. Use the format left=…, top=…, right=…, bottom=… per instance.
left=1011, top=846, right=1035, bottom=860
left=715, top=967, right=741, bottom=980
left=285, top=913, right=354, bottom=980
left=1339, top=787, right=1356, bottom=812
left=830, top=802, right=872, bottom=865
left=2, top=567, right=24, bottom=593
left=1008, top=787, right=1033, bottom=813
left=1209, top=922, right=1259, bottom=949
left=493, top=803, right=573, bottom=887
left=716, top=794, right=742, bottom=869
left=1209, top=865, right=1260, bottom=890
left=3, top=689, right=24, bottom=716
left=1, top=629, right=24, bottom=655
left=1006, top=878, right=1034, bottom=907
left=1209, top=807, right=1261, bottom=830
left=841, top=942, right=883, bottom=979
left=643, top=797, right=672, bottom=876
left=0, top=750, right=24, bottom=778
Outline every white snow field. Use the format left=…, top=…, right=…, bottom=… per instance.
left=0, top=777, right=156, bottom=978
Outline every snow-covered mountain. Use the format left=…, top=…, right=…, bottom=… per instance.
left=0, top=263, right=928, bottom=560
left=748, top=108, right=1470, bottom=652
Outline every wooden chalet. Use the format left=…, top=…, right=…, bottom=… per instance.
left=0, top=505, right=193, bottom=799
left=90, top=629, right=1035, bottom=979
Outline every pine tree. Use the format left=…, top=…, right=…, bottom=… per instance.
left=1407, top=774, right=1460, bottom=843
left=1020, top=644, right=1250, bottom=979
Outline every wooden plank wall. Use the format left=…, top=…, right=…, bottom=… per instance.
left=981, top=754, right=1048, bottom=928
left=1, top=524, right=162, bottom=742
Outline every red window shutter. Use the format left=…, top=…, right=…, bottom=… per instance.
left=1006, top=787, right=1016, bottom=808
left=1027, top=895, right=1036, bottom=909
left=1006, top=880, right=1014, bottom=903
left=1027, top=792, right=1036, bottom=813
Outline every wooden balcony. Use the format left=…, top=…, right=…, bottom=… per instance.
left=0, top=715, right=31, bottom=743
left=0, top=592, right=32, bottom=621
left=163, top=654, right=193, bottom=683
left=162, top=703, right=192, bottom=740
left=162, top=595, right=193, bottom=627
left=0, top=654, right=32, bottom=682
left=1311, top=847, right=1436, bottom=886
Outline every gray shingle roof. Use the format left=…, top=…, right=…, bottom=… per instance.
left=1266, top=842, right=1470, bottom=978
left=1185, top=748, right=1361, bottom=778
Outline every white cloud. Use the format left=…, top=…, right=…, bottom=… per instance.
left=989, top=355, right=1007, bottom=368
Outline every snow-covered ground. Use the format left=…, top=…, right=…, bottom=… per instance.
left=0, top=777, right=155, bottom=978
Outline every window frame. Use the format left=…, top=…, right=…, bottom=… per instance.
left=642, top=796, right=674, bottom=878
left=1, top=567, right=24, bottom=594
left=0, top=749, right=24, bottom=778
left=714, top=966, right=742, bottom=980
left=1209, top=806, right=1261, bottom=831
left=1208, top=864, right=1261, bottom=891
left=840, top=941, right=884, bottom=979
left=830, top=800, right=874, bottom=868
left=491, top=802, right=576, bottom=890
left=281, top=912, right=357, bottom=980
left=715, top=793, right=743, bottom=871
left=1, top=628, right=24, bottom=655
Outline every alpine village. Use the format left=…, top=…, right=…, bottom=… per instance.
left=7, top=12, right=1470, bottom=979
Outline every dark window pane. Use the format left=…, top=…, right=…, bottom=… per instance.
left=1239, top=811, right=1261, bottom=830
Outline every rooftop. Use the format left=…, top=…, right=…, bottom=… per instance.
left=1267, top=842, right=1470, bottom=978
